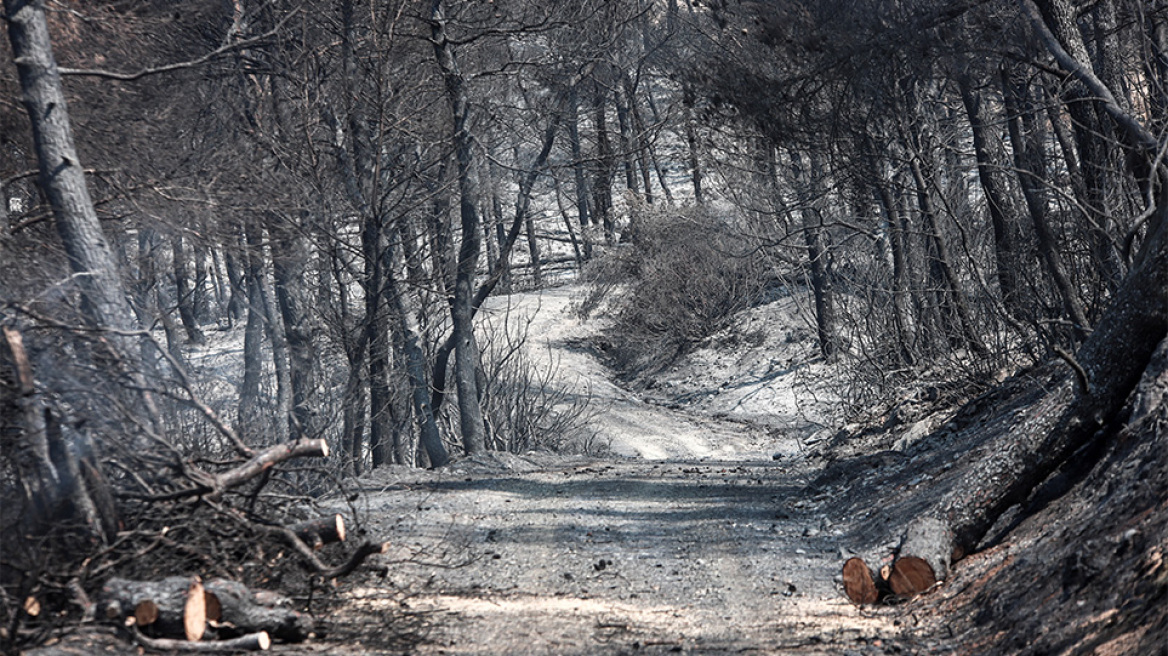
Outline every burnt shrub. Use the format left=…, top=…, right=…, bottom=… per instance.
left=602, top=205, right=770, bottom=378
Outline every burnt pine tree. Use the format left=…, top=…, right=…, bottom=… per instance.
left=4, top=0, right=161, bottom=431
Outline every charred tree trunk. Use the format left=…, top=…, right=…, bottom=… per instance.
left=615, top=81, right=640, bottom=195
left=958, top=74, right=1024, bottom=317
left=364, top=213, right=392, bottom=468
left=172, top=235, right=206, bottom=346
left=238, top=220, right=269, bottom=441
left=386, top=233, right=449, bottom=468
left=1001, top=65, right=1091, bottom=338
left=5, top=0, right=162, bottom=434
left=873, top=176, right=916, bottom=366
left=593, top=86, right=616, bottom=242
left=224, top=239, right=247, bottom=326
left=1034, top=0, right=1126, bottom=292
left=269, top=213, right=316, bottom=442
left=909, top=153, right=988, bottom=356
left=567, top=84, right=593, bottom=261
left=792, top=151, right=837, bottom=361
left=432, top=0, right=488, bottom=455
left=622, top=74, right=655, bottom=205
left=683, top=85, right=704, bottom=205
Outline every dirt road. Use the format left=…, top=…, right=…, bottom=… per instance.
left=317, top=288, right=914, bottom=655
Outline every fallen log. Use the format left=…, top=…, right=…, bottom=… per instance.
left=133, top=627, right=270, bottom=652
left=840, top=176, right=1168, bottom=605
left=103, top=576, right=312, bottom=643
left=290, top=514, right=346, bottom=550
left=102, top=575, right=205, bottom=641
left=203, top=578, right=313, bottom=643
left=888, top=517, right=952, bottom=597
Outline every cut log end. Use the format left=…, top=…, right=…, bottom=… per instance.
left=183, top=579, right=206, bottom=642
left=204, top=590, right=222, bottom=624
left=291, top=514, right=347, bottom=550
left=889, top=556, right=936, bottom=597
left=134, top=599, right=159, bottom=627
left=842, top=557, right=880, bottom=605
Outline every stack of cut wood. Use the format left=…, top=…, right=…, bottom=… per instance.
left=843, top=517, right=954, bottom=605
left=102, top=574, right=314, bottom=651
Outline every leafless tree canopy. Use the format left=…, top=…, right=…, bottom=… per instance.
left=3, top=0, right=1168, bottom=651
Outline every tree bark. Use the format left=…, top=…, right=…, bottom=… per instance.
left=792, top=151, right=837, bottom=360
left=1000, top=64, right=1091, bottom=337
left=909, top=152, right=988, bottom=356
left=172, top=234, right=206, bottom=346
left=431, top=0, right=488, bottom=454
left=269, top=213, right=316, bottom=442
left=958, top=73, right=1023, bottom=317
left=102, top=576, right=206, bottom=642
left=1031, top=0, right=1127, bottom=291
left=593, top=85, right=616, bottom=240
left=567, top=84, right=593, bottom=260
left=683, top=85, right=704, bottom=205
left=238, top=219, right=267, bottom=439
left=4, top=0, right=161, bottom=434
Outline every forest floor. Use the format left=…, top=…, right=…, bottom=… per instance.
left=298, top=287, right=919, bottom=655
left=31, top=285, right=1168, bottom=655
left=293, top=286, right=1166, bottom=656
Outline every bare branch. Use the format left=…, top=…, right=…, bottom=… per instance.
left=57, top=12, right=297, bottom=82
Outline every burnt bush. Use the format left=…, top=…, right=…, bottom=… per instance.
left=600, top=205, right=771, bottom=379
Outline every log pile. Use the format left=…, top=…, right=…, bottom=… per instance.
left=102, top=575, right=313, bottom=651
left=843, top=517, right=956, bottom=605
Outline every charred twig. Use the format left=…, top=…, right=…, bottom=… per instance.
left=1052, top=346, right=1090, bottom=396
left=131, top=626, right=271, bottom=652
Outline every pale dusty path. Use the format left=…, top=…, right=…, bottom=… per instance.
left=476, top=288, right=798, bottom=460
left=320, top=287, right=909, bottom=655
left=338, top=458, right=904, bottom=655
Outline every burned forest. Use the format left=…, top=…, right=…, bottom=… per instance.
left=2, top=0, right=1167, bottom=654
